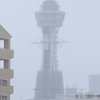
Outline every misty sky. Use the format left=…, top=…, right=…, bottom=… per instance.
left=0, top=0, right=100, bottom=100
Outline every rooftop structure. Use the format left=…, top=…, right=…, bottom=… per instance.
left=0, top=25, right=14, bottom=100
left=65, top=88, right=77, bottom=96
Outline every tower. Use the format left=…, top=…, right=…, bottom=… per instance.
left=34, top=0, right=65, bottom=99
left=0, top=25, right=14, bottom=100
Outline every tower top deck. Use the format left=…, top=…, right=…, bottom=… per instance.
left=35, top=0, right=65, bottom=27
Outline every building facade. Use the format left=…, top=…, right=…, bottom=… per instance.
left=0, top=25, right=14, bottom=100
left=89, top=74, right=100, bottom=94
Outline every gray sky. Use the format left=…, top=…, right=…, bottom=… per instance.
left=0, top=0, right=100, bottom=100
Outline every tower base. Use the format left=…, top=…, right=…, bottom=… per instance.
left=34, top=71, right=64, bottom=100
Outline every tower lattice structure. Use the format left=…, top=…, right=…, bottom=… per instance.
left=34, top=0, right=65, bottom=99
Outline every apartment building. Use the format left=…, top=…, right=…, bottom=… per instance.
left=0, top=25, right=14, bottom=100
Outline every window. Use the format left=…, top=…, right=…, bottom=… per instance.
left=0, top=61, right=4, bottom=69
left=76, top=94, right=78, bottom=99
left=2, top=96, right=7, bottom=100
left=97, top=95, right=100, bottom=98
left=0, top=79, right=1, bottom=85
left=0, top=40, right=4, bottom=48
left=2, top=80, right=7, bottom=86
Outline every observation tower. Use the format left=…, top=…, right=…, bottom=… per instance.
left=34, top=0, right=65, bottom=100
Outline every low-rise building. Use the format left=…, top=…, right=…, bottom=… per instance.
left=56, top=92, right=100, bottom=100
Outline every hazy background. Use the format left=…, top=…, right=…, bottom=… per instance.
left=0, top=0, right=100, bottom=100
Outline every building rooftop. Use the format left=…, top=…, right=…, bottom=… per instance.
left=56, top=93, right=100, bottom=100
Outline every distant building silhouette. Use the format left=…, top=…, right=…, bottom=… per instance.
left=89, top=74, right=100, bottom=93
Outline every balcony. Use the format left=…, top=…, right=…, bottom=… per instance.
left=0, top=85, right=13, bottom=94
left=0, top=48, right=14, bottom=60
left=0, top=69, right=14, bottom=78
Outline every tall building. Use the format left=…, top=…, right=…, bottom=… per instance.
left=89, top=74, right=100, bottom=94
left=0, top=25, right=14, bottom=100
left=34, top=0, right=65, bottom=100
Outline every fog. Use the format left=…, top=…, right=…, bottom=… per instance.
left=0, top=0, right=100, bottom=100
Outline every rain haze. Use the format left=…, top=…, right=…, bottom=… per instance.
left=0, top=0, right=100, bottom=100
